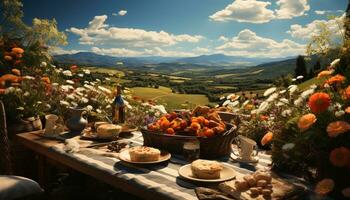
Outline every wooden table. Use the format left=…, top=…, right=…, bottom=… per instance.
left=15, top=131, right=167, bottom=200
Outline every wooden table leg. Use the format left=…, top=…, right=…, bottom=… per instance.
left=37, top=155, right=49, bottom=189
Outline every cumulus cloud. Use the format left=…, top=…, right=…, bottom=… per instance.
left=219, top=36, right=229, bottom=42
left=275, top=0, right=310, bottom=19
left=209, top=0, right=275, bottom=23
left=91, top=46, right=199, bottom=57
left=49, top=47, right=82, bottom=55
left=193, top=47, right=210, bottom=54
left=67, top=15, right=204, bottom=47
left=209, top=0, right=310, bottom=23
left=315, top=10, right=344, bottom=15
left=216, top=29, right=305, bottom=58
left=287, top=14, right=345, bottom=40
left=118, top=10, right=127, bottom=16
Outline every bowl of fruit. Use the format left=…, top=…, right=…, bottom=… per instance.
left=141, top=106, right=239, bottom=158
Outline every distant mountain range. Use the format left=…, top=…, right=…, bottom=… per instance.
left=53, top=52, right=295, bottom=67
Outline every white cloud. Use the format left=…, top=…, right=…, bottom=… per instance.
left=91, top=46, right=197, bottom=57
left=275, top=0, right=310, bottom=19
left=91, top=47, right=144, bottom=57
left=216, top=29, right=305, bottom=58
left=219, top=36, right=229, bottom=42
left=67, top=15, right=204, bottom=47
left=287, top=14, right=345, bottom=40
left=315, top=10, right=326, bottom=15
left=209, top=0, right=275, bottom=23
left=209, top=0, right=310, bottom=23
left=193, top=47, right=210, bottom=54
left=49, top=47, right=82, bottom=55
left=315, top=10, right=344, bottom=15
left=118, top=10, right=127, bottom=16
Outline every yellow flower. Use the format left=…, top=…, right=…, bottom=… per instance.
left=298, top=113, right=317, bottom=132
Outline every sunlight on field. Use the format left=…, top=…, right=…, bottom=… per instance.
left=130, top=86, right=209, bottom=109
left=215, top=73, right=238, bottom=78
left=298, top=77, right=327, bottom=91
left=213, top=86, right=237, bottom=89
left=87, top=67, right=125, bottom=77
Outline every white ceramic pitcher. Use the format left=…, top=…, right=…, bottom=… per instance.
left=232, top=135, right=258, bottom=161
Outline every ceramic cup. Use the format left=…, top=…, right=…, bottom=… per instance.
left=233, top=135, right=258, bottom=161
left=44, top=114, right=59, bottom=135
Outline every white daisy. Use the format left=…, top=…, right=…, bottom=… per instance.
left=98, top=86, right=112, bottom=94
left=66, top=80, right=75, bottom=85
left=330, top=58, right=340, bottom=68
left=86, top=105, right=93, bottom=111
left=296, top=75, right=304, bottom=80
left=62, top=70, right=73, bottom=76
left=78, top=73, right=84, bottom=77
left=294, top=97, right=303, bottom=106
left=281, top=109, right=292, bottom=117
left=335, top=110, right=345, bottom=117
left=266, top=93, right=279, bottom=102
left=23, top=91, right=30, bottom=97
left=60, top=100, right=70, bottom=107
left=288, top=85, right=298, bottom=95
left=40, top=61, right=47, bottom=67
left=263, top=87, right=276, bottom=97
left=223, top=100, right=231, bottom=106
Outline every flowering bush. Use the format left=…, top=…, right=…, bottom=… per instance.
left=226, top=58, right=349, bottom=198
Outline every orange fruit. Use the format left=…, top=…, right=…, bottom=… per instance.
left=166, top=128, right=175, bottom=135
left=204, top=128, right=215, bottom=137
left=190, top=122, right=201, bottom=131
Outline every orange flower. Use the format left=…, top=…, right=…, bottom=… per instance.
left=327, top=121, right=350, bottom=137
left=4, top=55, right=12, bottom=61
left=326, top=74, right=346, bottom=85
left=345, top=86, right=350, bottom=99
left=308, top=92, right=331, bottom=113
left=329, top=147, right=350, bottom=167
left=41, top=77, right=51, bottom=84
left=261, top=131, right=273, bottom=146
left=11, top=47, right=24, bottom=54
left=298, top=113, right=317, bottom=132
left=260, top=115, right=269, bottom=121
left=244, top=104, right=254, bottom=110
left=0, top=74, right=21, bottom=87
left=315, top=179, right=335, bottom=195
left=345, top=107, right=350, bottom=114
left=0, top=89, right=5, bottom=94
left=11, top=69, right=21, bottom=76
left=317, top=70, right=333, bottom=79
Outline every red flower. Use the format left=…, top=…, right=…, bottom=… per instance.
left=70, top=65, right=78, bottom=71
left=308, top=92, right=331, bottom=113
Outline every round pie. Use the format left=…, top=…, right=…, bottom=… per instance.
left=191, top=159, right=223, bottom=179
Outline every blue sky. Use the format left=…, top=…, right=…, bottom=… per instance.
left=23, top=0, right=348, bottom=58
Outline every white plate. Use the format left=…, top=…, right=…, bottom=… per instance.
left=178, top=164, right=236, bottom=182
left=118, top=148, right=171, bottom=164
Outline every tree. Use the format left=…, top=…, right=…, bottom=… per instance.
left=295, top=55, right=307, bottom=78
left=313, top=60, right=321, bottom=71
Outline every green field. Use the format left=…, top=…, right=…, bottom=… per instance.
left=130, top=86, right=210, bottom=110
left=87, top=66, right=125, bottom=77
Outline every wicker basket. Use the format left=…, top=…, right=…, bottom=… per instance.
left=141, top=123, right=238, bottom=159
